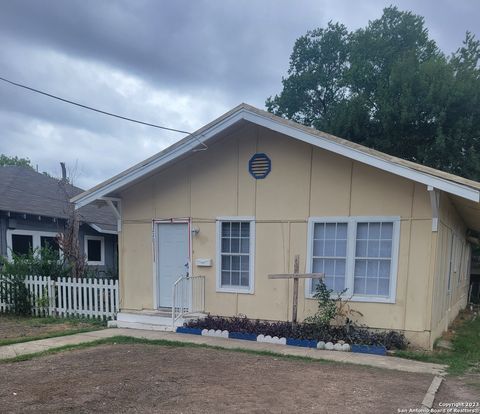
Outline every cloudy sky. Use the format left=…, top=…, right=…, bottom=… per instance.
left=0, top=0, right=478, bottom=189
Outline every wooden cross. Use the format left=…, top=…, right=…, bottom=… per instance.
left=268, top=254, right=324, bottom=324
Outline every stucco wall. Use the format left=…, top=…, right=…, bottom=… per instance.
left=119, top=123, right=447, bottom=347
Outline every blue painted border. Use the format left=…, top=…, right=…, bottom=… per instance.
left=177, top=328, right=388, bottom=356
left=176, top=327, right=203, bottom=335
left=351, top=344, right=387, bottom=356
left=228, top=331, right=258, bottom=341
left=248, top=153, right=271, bottom=179
left=286, top=338, right=318, bottom=348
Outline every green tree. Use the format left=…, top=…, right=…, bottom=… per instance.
left=0, top=153, right=54, bottom=178
left=267, top=7, right=480, bottom=180
left=266, top=22, right=350, bottom=131
left=0, top=154, right=34, bottom=169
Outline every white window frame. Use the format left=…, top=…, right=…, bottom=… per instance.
left=216, top=216, right=255, bottom=294
left=306, top=216, right=400, bottom=304
left=6, top=229, right=62, bottom=260
left=84, top=235, right=105, bottom=266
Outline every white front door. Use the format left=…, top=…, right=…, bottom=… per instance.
left=156, top=222, right=189, bottom=308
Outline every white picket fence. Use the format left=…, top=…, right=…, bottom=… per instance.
left=0, top=276, right=119, bottom=319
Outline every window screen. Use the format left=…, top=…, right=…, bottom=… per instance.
left=311, top=222, right=347, bottom=293
left=353, top=222, right=393, bottom=296
left=220, top=221, right=251, bottom=289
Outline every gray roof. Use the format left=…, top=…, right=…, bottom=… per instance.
left=0, top=166, right=117, bottom=233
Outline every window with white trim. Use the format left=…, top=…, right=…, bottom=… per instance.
left=216, top=218, right=254, bottom=293
left=84, top=235, right=105, bottom=265
left=307, top=217, right=400, bottom=303
left=6, top=229, right=61, bottom=259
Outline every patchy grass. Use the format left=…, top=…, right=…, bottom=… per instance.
left=0, top=314, right=105, bottom=346
left=396, top=313, right=480, bottom=375
left=1, top=335, right=335, bottom=366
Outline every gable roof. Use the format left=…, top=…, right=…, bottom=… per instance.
left=0, top=166, right=117, bottom=233
left=72, top=103, right=480, bottom=211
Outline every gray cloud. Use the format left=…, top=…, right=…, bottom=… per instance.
left=0, top=0, right=478, bottom=188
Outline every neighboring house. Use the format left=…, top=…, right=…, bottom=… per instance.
left=0, top=166, right=118, bottom=276
left=72, top=103, right=480, bottom=348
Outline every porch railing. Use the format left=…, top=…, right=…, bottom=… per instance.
left=172, top=275, right=205, bottom=329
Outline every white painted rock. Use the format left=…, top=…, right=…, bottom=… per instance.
left=215, top=330, right=222, bottom=337
left=317, top=341, right=325, bottom=350
left=208, top=329, right=216, bottom=336
left=325, top=342, right=334, bottom=350
left=257, top=334, right=265, bottom=342
left=265, top=335, right=272, bottom=343
left=342, top=344, right=351, bottom=352
left=279, top=337, right=287, bottom=345
left=272, top=336, right=280, bottom=343
left=201, top=329, right=208, bottom=336
left=221, top=330, right=229, bottom=338
left=334, top=343, right=343, bottom=351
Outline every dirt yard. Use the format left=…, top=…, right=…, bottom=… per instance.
left=434, top=374, right=480, bottom=409
left=0, top=315, right=103, bottom=344
left=0, top=343, right=440, bottom=413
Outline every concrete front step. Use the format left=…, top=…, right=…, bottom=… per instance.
left=108, top=320, right=175, bottom=332
left=109, top=310, right=206, bottom=332
left=117, top=311, right=174, bottom=326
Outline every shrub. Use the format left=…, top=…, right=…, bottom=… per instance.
left=0, top=246, right=70, bottom=315
left=304, top=279, right=340, bottom=326
left=304, top=279, right=363, bottom=327
left=0, top=274, right=32, bottom=315
left=185, top=315, right=408, bottom=350
left=0, top=246, right=71, bottom=280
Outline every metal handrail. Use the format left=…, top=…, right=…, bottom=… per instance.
left=172, top=275, right=205, bottom=329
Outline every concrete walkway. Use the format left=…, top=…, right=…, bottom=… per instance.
left=0, top=328, right=446, bottom=375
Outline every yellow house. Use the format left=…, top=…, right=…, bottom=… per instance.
left=73, top=104, right=480, bottom=349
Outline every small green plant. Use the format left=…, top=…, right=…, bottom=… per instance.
left=304, top=280, right=342, bottom=326
left=304, top=279, right=362, bottom=327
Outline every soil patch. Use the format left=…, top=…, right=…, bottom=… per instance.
left=434, top=374, right=480, bottom=408
left=0, top=343, right=435, bottom=413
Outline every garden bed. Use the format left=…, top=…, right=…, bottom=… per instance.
left=184, top=315, right=408, bottom=351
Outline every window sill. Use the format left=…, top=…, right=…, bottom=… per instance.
left=305, top=293, right=395, bottom=304
left=87, top=261, right=105, bottom=266
left=216, top=287, right=254, bottom=295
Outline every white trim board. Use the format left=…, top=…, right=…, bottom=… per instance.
left=72, top=105, right=480, bottom=209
